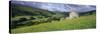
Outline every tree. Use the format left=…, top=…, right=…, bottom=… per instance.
left=19, top=17, right=27, bottom=22
left=30, top=17, right=36, bottom=20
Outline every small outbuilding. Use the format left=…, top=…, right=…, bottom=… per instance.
left=69, top=10, right=79, bottom=19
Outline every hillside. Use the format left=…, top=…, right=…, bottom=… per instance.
left=10, top=3, right=64, bottom=29
left=11, top=1, right=96, bottom=12
left=10, top=3, right=57, bottom=17
left=11, top=13, right=96, bottom=33
left=10, top=1, right=96, bottom=33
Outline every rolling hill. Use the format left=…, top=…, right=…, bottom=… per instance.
left=10, top=1, right=96, bottom=33
left=10, top=2, right=65, bottom=29
left=10, top=3, right=57, bottom=17
left=11, top=13, right=96, bottom=33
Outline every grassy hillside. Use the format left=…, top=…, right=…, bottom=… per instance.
left=10, top=3, right=64, bottom=29
left=10, top=2, right=96, bottom=33
left=11, top=14, right=96, bottom=33
left=10, top=3, right=58, bottom=17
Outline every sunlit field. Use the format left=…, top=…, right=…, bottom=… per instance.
left=10, top=1, right=96, bottom=33
left=11, top=14, right=96, bottom=33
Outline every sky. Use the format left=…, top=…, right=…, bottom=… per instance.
left=10, top=0, right=96, bottom=5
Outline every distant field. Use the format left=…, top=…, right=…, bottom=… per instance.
left=11, top=14, right=96, bottom=33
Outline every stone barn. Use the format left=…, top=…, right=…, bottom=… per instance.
left=69, top=10, right=79, bottom=19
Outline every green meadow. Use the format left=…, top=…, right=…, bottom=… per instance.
left=11, top=14, right=96, bottom=33
left=10, top=2, right=96, bottom=33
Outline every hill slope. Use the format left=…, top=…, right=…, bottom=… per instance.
left=10, top=3, right=64, bottom=29
left=10, top=3, right=56, bottom=17
left=11, top=14, right=96, bottom=33
left=10, top=2, right=96, bottom=33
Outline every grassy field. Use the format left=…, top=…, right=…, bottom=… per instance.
left=11, top=14, right=96, bottom=33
